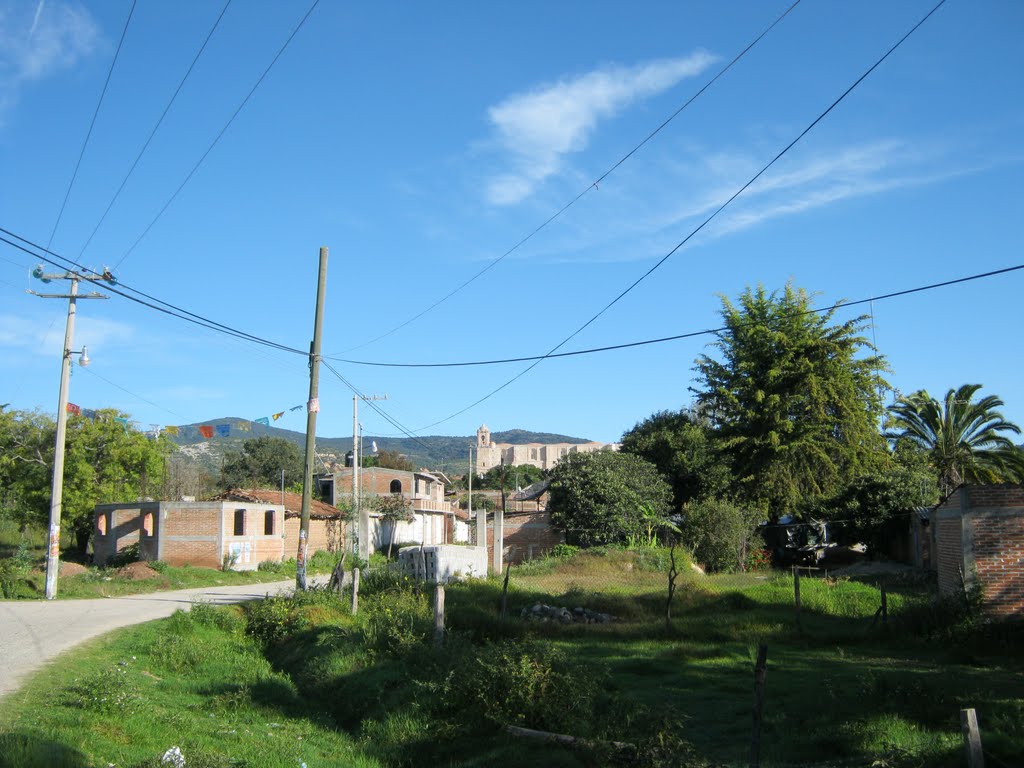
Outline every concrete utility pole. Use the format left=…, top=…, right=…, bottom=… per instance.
left=297, top=247, right=328, bottom=591
left=493, top=456, right=506, bottom=574
left=352, top=393, right=387, bottom=561
left=29, top=268, right=108, bottom=600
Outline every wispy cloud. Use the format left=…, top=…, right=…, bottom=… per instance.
left=0, top=313, right=134, bottom=357
left=484, top=52, right=718, bottom=205
left=0, top=0, right=100, bottom=123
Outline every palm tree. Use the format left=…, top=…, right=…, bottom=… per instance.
left=886, top=384, right=1024, bottom=497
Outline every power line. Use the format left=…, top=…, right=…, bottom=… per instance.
left=78, top=0, right=234, bottom=262
left=112, top=0, right=321, bottom=270
left=47, top=0, right=138, bottom=251
left=79, top=366, right=186, bottom=420
left=411, top=0, right=950, bottom=432
left=0, top=229, right=307, bottom=357
left=334, top=0, right=804, bottom=354
left=321, top=361, right=435, bottom=455
left=326, top=263, right=1024, bottom=369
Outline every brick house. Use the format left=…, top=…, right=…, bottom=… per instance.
left=93, top=489, right=346, bottom=570
left=481, top=480, right=563, bottom=564
left=934, top=484, right=1024, bottom=618
left=320, top=467, right=459, bottom=552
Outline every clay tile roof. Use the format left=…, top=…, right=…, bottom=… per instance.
left=211, top=488, right=348, bottom=520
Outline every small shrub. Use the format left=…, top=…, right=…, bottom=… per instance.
left=63, top=665, right=141, bottom=714
left=362, top=590, right=432, bottom=657
left=549, top=544, right=580, bottom=560
left=108, top=543, right=140, bottom=569
left=189, top=602, right=244, bottom=633
left=221, top=550, right=239, bottom=571
left=681, top=499, right=761, bottom=573
left=148, top=559, right=168, bottom=573
left=244, top=595, right=308, bottom=647
left=257, top=559, right=283, bottom=573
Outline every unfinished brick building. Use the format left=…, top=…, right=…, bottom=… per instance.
left=934, top=484, right=1024, bottom=618
left=93, top=489, right=346, bottom=570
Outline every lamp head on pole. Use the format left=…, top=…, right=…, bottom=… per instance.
left=78, top=346, right=89, bottom=367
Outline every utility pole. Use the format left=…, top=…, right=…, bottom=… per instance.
left=494, top=456, right=506, bottom=574
left=297, top=247, right=328, bottom=591
left=29, top=268, right=108, bottom=600
left=352, top=393, right=387, bottom=561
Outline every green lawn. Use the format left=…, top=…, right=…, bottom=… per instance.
left=2, top=547, right=1021, bottom=767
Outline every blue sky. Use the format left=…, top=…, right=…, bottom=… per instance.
left=1, top=0, right=1022, bottom=447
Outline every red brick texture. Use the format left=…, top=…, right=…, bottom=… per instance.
left=935, top=485, right=1024, bottom=618
left=486, top=509, right=564, bottom=564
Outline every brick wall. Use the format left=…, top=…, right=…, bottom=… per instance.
left=283, top=515, right=345, bottom=558
left=935, top=485, right=1024, bottom=618
left=486, top=509, right=564, bottom=564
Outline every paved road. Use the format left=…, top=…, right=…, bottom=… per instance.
left=0, top=579, right=313, bottom=699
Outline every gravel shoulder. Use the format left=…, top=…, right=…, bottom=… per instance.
left=0, top=578, right=317, bottom=699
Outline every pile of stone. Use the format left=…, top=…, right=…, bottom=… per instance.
left=520, top=602, right=614, bottom=624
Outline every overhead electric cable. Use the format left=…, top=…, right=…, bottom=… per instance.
left=412, top=0, right=950, bottom=432
left=0, top=230, right=306, bottom=357
left=47, top=0, right=138, bottom=251
left=336, top=0, right=803, bottom=354
left=322, top=361, right=435, bottom=453
left=112, top=0, right=320, bottom=270
left=326, top=263, right=1024, bottom=368
left=78, top=0, right=233, bottom=261
left=80, top=366, right=186, bottom=419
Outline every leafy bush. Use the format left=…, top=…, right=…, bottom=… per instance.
left=189, top=602, right=244, bottom=634
left=549, top=543, right=580, bottom=559
left=62, top=665, right=141, bottom=714
left=431, top=639, right=605, bottom=734
left=361, top=590, right=432, bottom=657
left=244, top=595, right=308, bottom=647
left=148, top=559, right=168, bottom=573
left=257, top=559, right=283, bottom=573
left=108, top=543, right=140, bottom=568
left=680, top=498, right=761, bottom=572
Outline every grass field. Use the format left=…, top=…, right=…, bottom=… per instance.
left=2, top=546, right=1022, bottom=767
left=0, top=520, right=349, bottom=599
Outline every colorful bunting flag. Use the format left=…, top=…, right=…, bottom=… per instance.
left=199, top=425, right=214, bottom=439
left=82, top=409, right=97, bottom=420
left=289, top=404, right=303, bottom=412
left=238, top=422, right=251, bottom=432
left=216, top=424, right=231, bottom=437
left=164, top=425, right=179, bottom=435
left=272, top=411, right=285, bottom=421
left=115, top=417, right=130, bottom=426
left=256, top=417, right=270, bottom=426
left=66, top=403, right=81, bottom=415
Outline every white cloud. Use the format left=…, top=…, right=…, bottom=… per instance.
left=0, top=312, right=134, bottom=357
left=0, top=0, right=100, bottom=122
left=484, top=51, right=718, bottom=205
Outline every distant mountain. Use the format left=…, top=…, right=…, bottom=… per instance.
left=168, top=419, right=590, bottom=476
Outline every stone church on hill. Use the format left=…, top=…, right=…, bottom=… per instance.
left=474, top=424, right=620, bottom=473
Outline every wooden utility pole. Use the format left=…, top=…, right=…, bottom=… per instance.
left=960, top=708, right=984, bottom=768
left=297, top=246, right=328, bottom=591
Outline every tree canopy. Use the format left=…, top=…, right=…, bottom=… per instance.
left=477, top=462, right=545, bottom=491
left=885, top=384, right=1024, bottom=497
left=693, top=283, right=889, bottom=517
left=220, top=436, right=304, bottom=491
left=620, top=408, right=731, bottom=510
left=547, top=451, right=672, bottom=547
left=365, top=449, right=415, bottom=472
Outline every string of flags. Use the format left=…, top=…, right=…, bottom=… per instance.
left=65, top=401, right=310, bottom=439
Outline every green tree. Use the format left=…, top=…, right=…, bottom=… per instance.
left=364, top=449, right=415, bottom=472
left=693, top=283, right=889, bottom=517
left=620, top=409, right=732, bottom=510
left=478, top=463, right=545, bottom=491
left=680, top=498, right=761, bottom=573
left=220, top=436, right=304, bottom=491
left=372, top=493, right=415, bottom=558
left=63, top=410, right=173, bottom=553
left=885, top=384, right=1024, bottom=497
left=0, top=409, right=54, bottom=528
left=547, top=451, right=672, bottom=547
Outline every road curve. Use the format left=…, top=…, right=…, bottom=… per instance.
left=0, top=579, right=312, bottom=699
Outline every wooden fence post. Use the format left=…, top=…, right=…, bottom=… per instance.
left=750, top=644, right=768, bottom=768
left=433, top=583, right=446, bottom=646
left=792, top=567, right=802, bottom=631
left=500, top=563, right=511, bottom=619
left=960, top=708, right=984, bottom=768
left=350, top=567, right=360, bottom=615
left=880, top=583, right=888, bottom=625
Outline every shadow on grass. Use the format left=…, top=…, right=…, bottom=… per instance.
left=0, top=731, right=91, bottom=768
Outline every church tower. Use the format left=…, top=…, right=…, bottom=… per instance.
left=477, top=424, right=491, bottom=448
